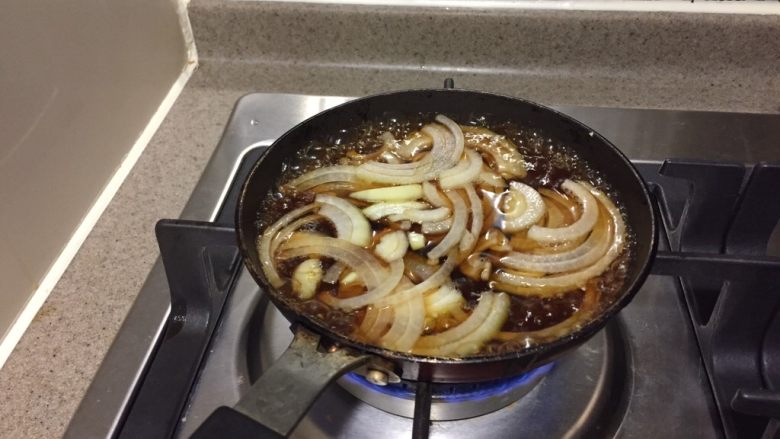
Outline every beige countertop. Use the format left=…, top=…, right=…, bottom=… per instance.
left=1, top=2, right=778, bottom=437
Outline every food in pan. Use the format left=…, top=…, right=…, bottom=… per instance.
left=256, top=114, right=631, bottom=357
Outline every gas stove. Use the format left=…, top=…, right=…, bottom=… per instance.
left=65, top=92, right=780, bottom=439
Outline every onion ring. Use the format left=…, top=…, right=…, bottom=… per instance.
left=527, top=180, right=597, bottom=243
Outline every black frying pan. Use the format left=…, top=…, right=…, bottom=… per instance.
left=194, top=85, right=657, bottom=439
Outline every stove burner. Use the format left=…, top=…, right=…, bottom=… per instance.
left=338, top=363, right=555, bottom=421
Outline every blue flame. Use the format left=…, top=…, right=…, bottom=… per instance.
left=344, top=362, right=555, bottom=403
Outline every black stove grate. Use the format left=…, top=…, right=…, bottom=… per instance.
left=118, top=156, right=780, bottom=439
left=643, top=161, right=780, bottom=439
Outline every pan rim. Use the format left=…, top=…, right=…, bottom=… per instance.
left=236, top=87, right=658, bottom=367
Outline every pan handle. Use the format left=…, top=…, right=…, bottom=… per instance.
left=193, top=326, right=370, bottom=438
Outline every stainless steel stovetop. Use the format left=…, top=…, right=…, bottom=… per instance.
left=66, top=93, right=780, bottom=439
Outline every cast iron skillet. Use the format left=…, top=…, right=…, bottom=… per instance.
left=215, top=86, right=657, bottom=437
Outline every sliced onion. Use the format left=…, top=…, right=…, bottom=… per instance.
left=322, top=261, right=345, bottom=284
left=500, top=214, right=611, bottom=273
left=356, top=116, right=463, bottom=184
left=476, top=167, right=507, bottom=189
left=288, top=166, right=359, bottom=191
left=492, top=185, right=625, bottom=296
left=439, top=149, right=483, bottom=189
left=404, top=253, right=438, bottom=282
left=316, top=194, right=371, bottom=247
left=258, top=203, right=319, bottom=288
left=374, top=231, right=409, bottom=263
left=433, top=115, right=466, bottom=171
left=475, top=228, right=512, bottom=253
left=379, top=250, right=459, bottom=306
left=362, top=201, right=428, bottom=221
left=397, top=292, right=426, bottom=351
left=424, top=283, right=465, bottom=318
left=527, top=180, right=597, bottom=243
left=459, top=253, right=493, bottom=281
left=350, top=184, right=423, bottom=202
left=389, top=206, right=451, bottom=223
left=422, top=181, right=449, bottom=207
left=362, top=305, right=394, bottom=341
left=380, top=290, right=425, bottom=352
left=499, top=182, right=546, bottom=232
left=427, top=191, right=468, bottom=260
left=271, top=214, right=322, bottom=259
left=447, top=293, right=509, bottom=356
left=415, top=292, right=495, bottom=350
left=459, top=231, right=475, bottom=252
left=396, top=133, right=433, bottom=160
left=421, top=218, right=453, bottom=234
left=279, top=234, right=386, bottom=288
left=463, top=184, right=483, bottom=252
left=317, top=205, right=352, bottom=241
left=322, top=259, right=404, bottom=310
left=461, top=126, right=526, bottom=179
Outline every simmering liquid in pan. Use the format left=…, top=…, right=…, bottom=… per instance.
left=256, top=114, right=632, bottom=358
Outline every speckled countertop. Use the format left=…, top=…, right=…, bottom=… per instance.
left=1, top=2, right=779, bottom=437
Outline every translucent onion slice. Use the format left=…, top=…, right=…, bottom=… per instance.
left=527, top=180, right=597, bottom=243
left=476, top=167, right=507, bottom=189
left=459, top=231, right=475, bottom=252
left=433, top=115, right=466, bottom=170
left=422, top=181, right=449, bottom=207
left=258, top=203, right=320, bottom=288
left=415, top=292, right=493, bottom=349
left=427, top=191, right=468, bottom=261
left=279, top=234, right=386, bottom=288
left=463, top=184, right=483, bottom=252
left=396, top=292, right=426, bottom=351
left=350, top=184, right=423, bottom=203
left=421, top=218, right=453, bottom=234
left=447, top=293, right=510, bottom=356
left=318, top=204, right=352, bottom=241
left=322, top=259, right=405, bottom=310
left=288, top=166, right=359, bottom=191
left=460, top=253, right=493, bottom=281
left=362, top=305, right=394, bottom=341
left=397, top=133, right=433, bottom=160
left=389, top=206, right=451, bottom=223
left=492, top=185, right=625, bottom=296
left=374, top=231, right=409, bottom=263
left=499, top=215, right=611, bottom=273
left=322, top=261, right=345, bottom=284
left=316, top=194, right=371, bottom=247
left=404, top=253, right=438, bottom=282
left=439, top=149, right=483, bottom=189
left=379, top=250, right=459, bottom=306
left=379, top=295, right=425, bottom=352
left=461, top=126, right=526, bottom=179
left=356, top=116, right=463, bottom=184
left=499, top=182, right=546, bottom=232
left=355, top=129, right=439, bottom=183
left=424, top=283, right=465, bottom=318
left=271, top=214, right=322, bottom=259
left=362, top=201, right=428, bottom=221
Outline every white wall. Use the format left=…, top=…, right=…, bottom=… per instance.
left=0, top=0, right=189, bottom=354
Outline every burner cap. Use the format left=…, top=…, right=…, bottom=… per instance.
left=338, top=363, right=554, bottom=421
